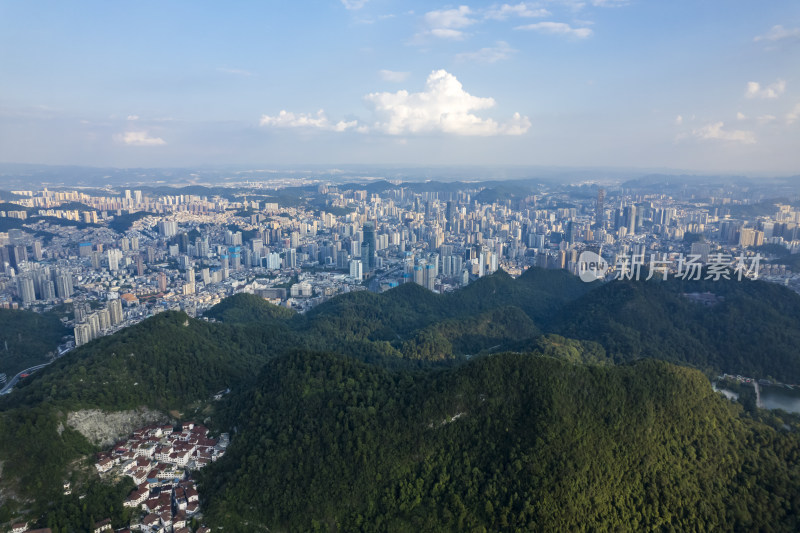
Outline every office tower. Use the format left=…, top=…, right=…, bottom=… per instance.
left=108, top=298, right=123, bottom=326
left=362, top=222, right=376, bottom=271
left=624, top=205, right=637, bottom=235
left=595, top=188, right=605, bottom=229
left=16, top=276, right=35, bottom=304
left=158, top=272, right=167, bottom=292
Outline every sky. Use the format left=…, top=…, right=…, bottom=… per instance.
left=1, top=0, right=799, bottom=175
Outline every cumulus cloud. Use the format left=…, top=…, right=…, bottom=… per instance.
left=754, top=25, right=800, bottom=42
left=364, top=69, right=530, bottom=136
left=456, top=41, right=517, bottom=63
left=126, top=115, right=139, bottom=121
left=745, top=79, right=786, bottom=99
left=737, top=112, right=746, bottom=120
left=341, top=0, right=369, bottom=10
left=260, top=71, right=530, bottom=137
left=116, top=131, right=166, bottom=146
left=515, top=21, right=592, bottom=38
left=691, top=122, right=756, bottom=144
left=484, top=3, right=550, bottom=20
left=674, top=115, right=683, bottom=126
left=259, top=110, right=357, bottom=132
left=379, top=70, right=411, bottom=82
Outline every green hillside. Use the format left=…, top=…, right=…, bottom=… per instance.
left=0, top=308, right=68, bottom=377
left=200, top=350, right=800, bottom=532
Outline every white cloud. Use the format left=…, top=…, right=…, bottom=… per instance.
left=379, top=70, right=411, bottom=82
left=737, top=112, right=746, bottom=120
left=485, top=3, right=550, bottom=20
left=745, top=79, right=786, bottom=99
left=456, top=41, right=517, bottom=63
left=116, top=131, right=166, bottom=146
left=341, top=0, right=369, bottom=10
left=364, top=69, right=530, bottom=136
left=691, top=122, right=756, bottom=144
left=674, top=115, right=683, bottom=126
left=424, top=6, right=476, bottom=29
left=754, top=25, right=800, bottom=42
left=787, top=103, right=800, bottom=125
left=515, top=21, right=592, bottom=38
left=259, top=110, right=357, bottom=132
left=415, top=6, right=476, bottom=41
left=126, top=115, right=139, bottom=121
left=757, top=114, right=777, bottom=124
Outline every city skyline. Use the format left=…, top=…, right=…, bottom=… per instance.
left=1, top=1, right=799, bottom=174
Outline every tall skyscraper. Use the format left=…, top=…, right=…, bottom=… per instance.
left=362, top=222, right=376, bottom=271
left=595, top=189, right=605, bottom=229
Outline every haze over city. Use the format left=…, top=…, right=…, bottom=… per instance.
left=1, top=0, right=799, bottom=174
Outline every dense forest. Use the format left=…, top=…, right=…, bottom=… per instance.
left=199, top=350, right=800, bottom=532
left=2, top=268, right=800, bottom=530
left=0, top=308, right=67, bottom=377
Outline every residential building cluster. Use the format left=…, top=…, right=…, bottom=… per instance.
left=94, top=421, right=226, bottom=532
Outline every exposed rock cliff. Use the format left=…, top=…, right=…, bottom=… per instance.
left=66, top=408, right=170, bottom=447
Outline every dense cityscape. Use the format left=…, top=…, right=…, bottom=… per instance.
left=2, top=176, right=799, bottom=380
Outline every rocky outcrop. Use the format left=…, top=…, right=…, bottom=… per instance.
left=67, top=408, right=170, bottom=447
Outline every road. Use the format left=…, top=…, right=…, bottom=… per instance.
left=0, top=363, right=50, bottom=395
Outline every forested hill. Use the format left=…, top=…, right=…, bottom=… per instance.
left=550, top=276, right=800, bottom=382
left=4, top=267, right=800, bottom=530
left=210, top=268, right=800, bottom=381
left=199, top=350, right=800, bottom=532
left=0, top=308, right=67, bottom=376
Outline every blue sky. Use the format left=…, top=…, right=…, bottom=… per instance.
left=1, top=0, right=799, bottom=174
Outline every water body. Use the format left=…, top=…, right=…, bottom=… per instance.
left=713, top=381, right=800, bottom=414
left=759, top=387, right=800, bottom=414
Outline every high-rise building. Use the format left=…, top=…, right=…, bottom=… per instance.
left=349, top=259, right=363, bottom=280
left=107, top=249, right=122, bottom=271
left=362, top=222, right=376, bottom=271
left=16, top=276, right=35, bottom=304
left=595, top=189, right=605, bottom=229
left=74, top=322, right=92, bottom=347
left=157, top=272, right=167, bottom=292
left=108, top=298, right=123, bottom=326
left=55, top=270, right=73, bottom=299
